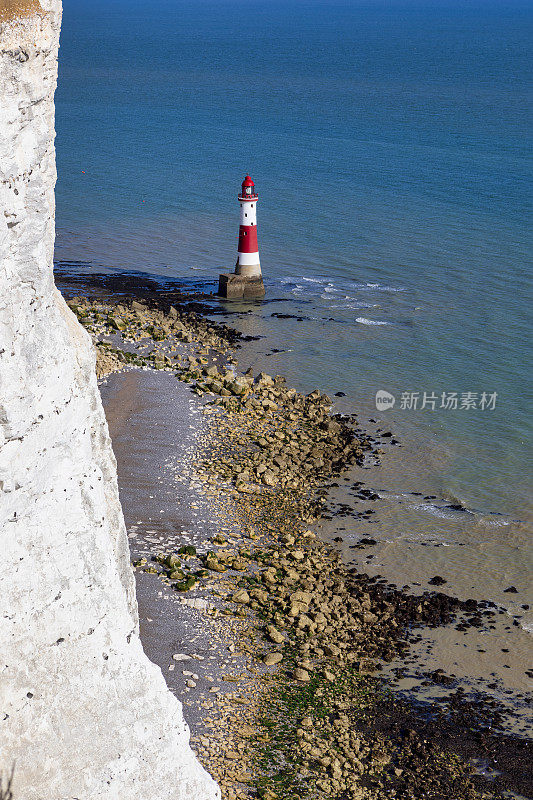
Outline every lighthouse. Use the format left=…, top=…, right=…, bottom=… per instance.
left=218, top=175, right=265, bottom=299
left=236, top=175, right=261, bottom=277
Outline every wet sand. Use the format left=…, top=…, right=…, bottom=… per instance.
left=316, top=469, right=532, bottom=736
left=101, top=369, right=240, bottom=714
left=100, top=368, right=268, bottom=794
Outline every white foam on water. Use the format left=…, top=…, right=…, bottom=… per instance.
left=411, top=502, right=469, bottom=520
left=364, top=282, right=407, bottom=292
left=299, top=276, right=329, bottom=284
left=355, top=317, right=390, bottom=326
left=481, top=516, right=511, bottom=527
left=329, top=302, right=373, bottom=310
left=278, top=274, right=406, bottom=296
left=520, top=617, right=533, bottom=635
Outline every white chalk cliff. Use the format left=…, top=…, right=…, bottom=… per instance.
left=0, top=2, right=219, bottom=798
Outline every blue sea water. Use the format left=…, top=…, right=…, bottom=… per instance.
left=54, top=0, right=532, bottom=521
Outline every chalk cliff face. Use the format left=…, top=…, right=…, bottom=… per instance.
left=0, top=3, right=219, bottom=798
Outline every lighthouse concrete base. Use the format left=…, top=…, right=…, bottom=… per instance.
left=218, top=273, right=265, bottom=300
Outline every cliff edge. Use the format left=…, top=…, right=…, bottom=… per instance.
left=0, top=2, right=219, bottom=797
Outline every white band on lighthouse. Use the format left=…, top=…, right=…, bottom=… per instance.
left=237, top=252, right=261, bottom=267
left=239, top=200, right=257, bottom=227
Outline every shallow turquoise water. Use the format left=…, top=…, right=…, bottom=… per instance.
left=54, top=0, right=532, bottom=519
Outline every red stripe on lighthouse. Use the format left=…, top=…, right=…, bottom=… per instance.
left=238, top=225, right=258, bottom=254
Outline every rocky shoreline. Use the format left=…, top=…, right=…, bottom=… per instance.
left=61, top=276, right=532, bottom=800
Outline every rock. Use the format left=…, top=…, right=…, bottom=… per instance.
left=293, top=668, right=310, bottom=682
left=290, top=590, right=312, bottom=605
left=255, top=371, right=274, bottom=387
left=230, top=557, right=248, bottom=570
left=266, top=625, right=285, bottom=644
left=173, top=654, right=192, bottom=662
left=503, top=586, right=518, bottom=593
left=289, top=602, right=308, bottom=617
left=232, top=589, right=250, bottom=604
left=263, top=652, right=283, bottom=666
left=428, top=575, right=447, bottom=586
left=251, top=588, right=269, bottom=604
left=297, top=614, right=314, bottom=630
left=174, top=577, right=197, bottom=592
left=106, top=315, right=125, bottom=331
left=180, top=598, right=210, bottom=612
left=207, top=380, right=223, bottom=395
left=262, top=470, right=277, bottom=486
left=178, top=545, right=197, bottom=556
left=206, top=556, right=226, bottom=573
left=229, top=380, right=247, bottom=396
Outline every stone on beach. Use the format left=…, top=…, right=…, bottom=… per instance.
left=266, top=624, right=285, bottom=644
left=263, top=652, right=283, bottom=666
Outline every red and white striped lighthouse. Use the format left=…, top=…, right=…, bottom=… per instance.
left=218, top=174, right=265, bottom=298
left=235, top=175, right=261, bottom=278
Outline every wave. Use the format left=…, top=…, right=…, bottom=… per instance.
left=281, top=275, right=329, bottom=286
left=277, top=275, right=406, bottom=295
left=355, top=317, right=390, bottom=326
left=270, top=274, right=405, bottom=325
left=363, top=282, right=406, bottom=292
left=329, top=302, right=374, bottom=310
left=482, top=516, right=511, bottom=527
left=410, top=501, right=515, bottom=530
left=520, top=617, right=533, bottom=635
left=411, top=503, right=466, bottom=520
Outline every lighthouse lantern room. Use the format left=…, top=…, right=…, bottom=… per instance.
left=218, top=174, right=265, bottom=299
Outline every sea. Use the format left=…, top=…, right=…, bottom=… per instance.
left=54, top=0, right=532, bottom=732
